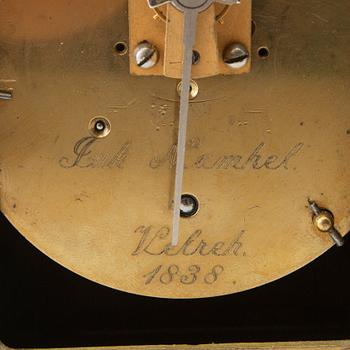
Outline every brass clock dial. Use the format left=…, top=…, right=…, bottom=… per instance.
left=0, top=0, right=349, bottom=299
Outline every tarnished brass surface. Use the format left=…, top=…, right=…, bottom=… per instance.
left=0, top=0, right=349, bottom=298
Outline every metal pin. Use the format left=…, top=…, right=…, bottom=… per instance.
left=328, top=227, right=345, bottom=247
left=308, top=200, right=345, bottom=247
left=0, top=90, right=13, bottom=100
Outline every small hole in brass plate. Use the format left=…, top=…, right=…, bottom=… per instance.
left=258, top=46, right=270, bottom=59
left=180, top=194, right=199, bottom=218
left=192, top=50, right=201, bottom=65
left=177, top=80, right=199, bottom=100
left=88, top=117, right=111, bottom=138
left=114, top=41, right=128, bottom=56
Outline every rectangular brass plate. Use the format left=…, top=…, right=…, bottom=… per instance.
left=128, top=0, right=252, bottom=78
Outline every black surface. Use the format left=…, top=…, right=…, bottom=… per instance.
left=1, top=211, right=350, bottom=348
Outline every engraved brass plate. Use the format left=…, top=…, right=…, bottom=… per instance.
left=0, top=0, right=349, bottom=298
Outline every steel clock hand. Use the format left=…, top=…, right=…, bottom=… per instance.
left=148, top=0, right=240, bottom=246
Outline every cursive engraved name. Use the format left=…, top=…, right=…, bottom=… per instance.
left=132, top=226, right=244, bottom=256
left=150, top=142, right=304, bottom=170
left=59, top=136, right=131, bottom=169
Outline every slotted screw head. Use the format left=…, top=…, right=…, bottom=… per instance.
left=223, top=43, right=249, bottom=69
left=134, top=41, right=159, bottom=69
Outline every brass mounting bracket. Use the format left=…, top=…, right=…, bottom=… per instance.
left=128, top=0, right=252, bottom=79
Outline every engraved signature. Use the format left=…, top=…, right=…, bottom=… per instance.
left=59, top=137, right=304, bottom=172
left=132, top=226, right=245, bottom=256
left=59, top=136, right=131, bottom=169
left=150, top=142, right=304, bottom=170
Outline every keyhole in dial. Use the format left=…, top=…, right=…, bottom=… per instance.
left=176, top=80, right=199, bottom=100
left=180, top=194, right=199, bottom=218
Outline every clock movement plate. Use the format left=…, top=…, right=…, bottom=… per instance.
left=0, top=0, right=349, bottom=298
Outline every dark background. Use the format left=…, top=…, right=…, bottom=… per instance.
left=1, top=212, right=349, bottom=348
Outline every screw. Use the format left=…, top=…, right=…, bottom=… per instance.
left=308, top=200, right=345, bottom=247
left=134, top=41, right=159, bottom=69
left=0, top=90, right=13, bottom=100
left=223, top=43, right=249, bottom=69
left=313, top=210, right=334, bottom=232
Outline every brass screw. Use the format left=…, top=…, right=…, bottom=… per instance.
left=308, top=200, right=344, bottom=247
left=313, top=210, right=334, bottom=232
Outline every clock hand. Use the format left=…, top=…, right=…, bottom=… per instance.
left=171, top=8, right=198, bottom=246
left=148, top=0, right=240, bottom=246
left=148, top=0, right=205, bottom=246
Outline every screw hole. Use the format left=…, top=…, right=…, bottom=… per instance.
left=114, top=41, right=128, bottom=56
left=192, top=50, right=201, bottom=65
left=180, top=194, right=199, bottom=218
left=258, top=46, right=270, bottom=59
left=88, top=117, right=111, bottom=138
left=177, top=80, right=199, bottom=100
